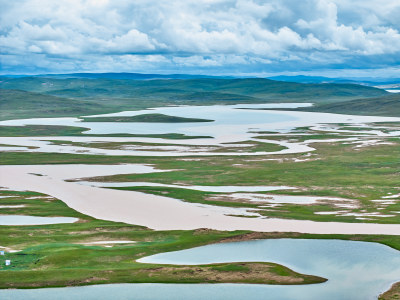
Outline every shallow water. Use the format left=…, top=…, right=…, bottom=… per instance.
left=0, top=215, right=78, bottom=225
left=1, top=239, right=399, bottom=300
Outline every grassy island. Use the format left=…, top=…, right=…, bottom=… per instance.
left=81, top=114, right=214, bottom=123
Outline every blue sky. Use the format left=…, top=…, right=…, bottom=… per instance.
left=1, top=0, right=400, bottom=77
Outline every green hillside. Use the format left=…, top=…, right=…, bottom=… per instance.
left=303, top=93, right=400, bottom=117
left=0, top=89, right=105, bottom=121
left=0, top=77, right=387, bottom=103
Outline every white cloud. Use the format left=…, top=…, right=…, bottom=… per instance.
left=0, top=0, right=400, bottom=74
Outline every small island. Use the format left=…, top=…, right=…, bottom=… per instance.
left=81, top=113, right=214, bottom=123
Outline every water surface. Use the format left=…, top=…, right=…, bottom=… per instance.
left=138, top=239, right=400, bottom=300
left=0, top=215, right=78, bottom=225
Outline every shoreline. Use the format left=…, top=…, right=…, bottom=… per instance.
left=379, top=281, right=400, bottom=299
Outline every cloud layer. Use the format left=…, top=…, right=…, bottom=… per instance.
left=1, top=0, right=400, bottom=76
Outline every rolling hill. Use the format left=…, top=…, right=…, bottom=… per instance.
left=301, top=93, right=400, bottom=117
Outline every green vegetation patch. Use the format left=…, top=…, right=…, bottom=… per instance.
left=81, top=114, right=214, bottom=123
left=0, top=89, right=105, bottom=121
left=43, top=139, right=285, bottom=153
left=379, top=281, right=400, bottom=300
left=0, top=125, right=211, bottom=139
left=300, top=93, right=400, bottom=117
left=0, top=125, right=89, bottom=137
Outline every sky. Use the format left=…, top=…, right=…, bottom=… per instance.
left=1, top=0, right=400, bottom=77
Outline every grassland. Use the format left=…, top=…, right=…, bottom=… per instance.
left=0, top=125, right=211, bottom=139
left=0, top=89, right=107, bottom=121
left=1, top=189, right=400, bottom=289
left=0, top=190, right=326, bottom=288
left=43, top=139, right=285, bottom=153
left=302, top=93, right=400, bottom=117
left=380, top=282, right=400, bottom=300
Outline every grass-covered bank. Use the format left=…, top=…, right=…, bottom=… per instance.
left=380, top=282, right=400, bottom=300
left=0, top=125, right=211, bottom=139
left=43, top=139, right=285, bottom=153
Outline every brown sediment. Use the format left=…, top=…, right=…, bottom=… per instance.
left=141, top=262, right=326, bottom=284
left=379, top=281, right=400, bottom=300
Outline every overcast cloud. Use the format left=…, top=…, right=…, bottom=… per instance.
left=1, top=0, right=400, bottom=76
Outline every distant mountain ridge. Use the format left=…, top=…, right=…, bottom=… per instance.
left=0, top=76, right=386, bottom=101
left=268, top=75, right=400, bottom=86
left=2, top=72, right=400, bottom=86
left=2, top=73, right=230, bottom=80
